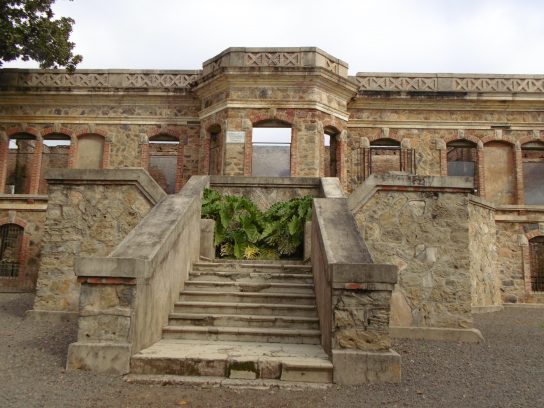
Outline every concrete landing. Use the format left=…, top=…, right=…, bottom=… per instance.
left=130, top=339, right=333, bottom=383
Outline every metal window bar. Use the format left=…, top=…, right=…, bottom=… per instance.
left=0, top=224, right=23, bottom=278
left=529, top=240, right=544, bottom=292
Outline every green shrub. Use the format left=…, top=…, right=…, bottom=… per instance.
left=201, top=188, right=313, bottom=260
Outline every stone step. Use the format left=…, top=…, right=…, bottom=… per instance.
left=130, top=339, right=332, bottom=383
left=178, top=291, right=316, bottom=305
left=184, top=280, right=315, bottom=294
left=168, top=313, right=320, bottom=330
left=192, top=262, right=312, bottom=275
left=162, top=325, right=321, bottom=344
left=189, top=270, right=315, bottom=284
left=174, top=301, right=317, bottom=317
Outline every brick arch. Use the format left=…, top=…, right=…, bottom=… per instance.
left=6, top=127, right=40, bottom=139
left=74, top=127, right=109, bottom=139
left=519, top=137, right=544, bottom=146
left=147, top=127, right=183, bottom=142
left=443, top=134, right=481, bottom=146
left=41, top=127, right=74, bottom=139
left=526, top=230, right=544, bottom=241
left=367, top=133, right=403, bottom=143
left=0, top=218, right=28, bottom=229
left=481, top=135, right=517, bottom=145
left=249, top=110, right=294, bottom=127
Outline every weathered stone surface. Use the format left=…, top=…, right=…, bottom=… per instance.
left=332, top=349, right=401, bottom=385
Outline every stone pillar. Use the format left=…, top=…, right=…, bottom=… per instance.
left=294, top=118, right=321, bottom=176
left=222, top=117, right=248, bottom=176
left=27, top=168, right=166, bottom=322
left=28, top=136, right=43, bottom=194
left=514, top=143, right=525, bottom=205
left=0, top=132, right=8, bottom=193
left=476, top=142, right=485, bottom=197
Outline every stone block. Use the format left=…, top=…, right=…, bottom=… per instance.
left=332, top=349, right=401, bottom=385
left=200, top=219, right=215, bottom=260
left=66, top=342, right=131, bottom=374
left=389, top=326, right=484, bottom=343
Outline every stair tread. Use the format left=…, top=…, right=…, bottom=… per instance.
left=163, top=325, right=321, bottom=336
left=169, top=312, right=318, bottom=322
left=186, top=281, right=313, bottom=288
left=132, top=339, right=331, bottom=366
left=175, top=301, right=316, bottom=309
left=181, top=290, right=315, bottom=298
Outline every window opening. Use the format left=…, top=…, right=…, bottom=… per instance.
left=0, top=224, right=23, bottom=278
left=149, top=135, right=179, bottom=194
left=522, top=142, right=544, bottom=205
left=252, top=126, right=291, bottom=177
left=209, top=126, right=221, bottom=176
left=324, top=128, right=338, bottom=177
left=529, top=236, right=544, bottom=292
left=39, top=136, right=71, bottom=195
left=5, top=135, right=36, bottom=194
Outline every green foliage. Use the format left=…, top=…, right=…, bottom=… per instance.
left=0, top=0, right=82, bottom=71
left=201, top=189, right=313, bottom=260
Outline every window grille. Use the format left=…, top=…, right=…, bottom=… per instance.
left=0, top=224, right=23, bottom=278
left=529, top=237, right=544, bottom=292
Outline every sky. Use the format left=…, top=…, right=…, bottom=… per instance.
left=4, top=0, right=544, bottom=74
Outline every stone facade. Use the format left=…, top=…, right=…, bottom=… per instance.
left=0, top=47, right=543, bottom=304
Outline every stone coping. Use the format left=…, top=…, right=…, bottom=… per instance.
left=210, top=176, right=321, bottom=189
left=353, top=72, right=544, bottom=94
left=45, top=168, right=166, bottom=205
left=348, top=174, right=474, bottom=213
left=75, top=176, right=209, bottom=280
left=389, top=326, right=484, bottom=343
left=0, top=194, right=48, bottom=201
left=320, top=178, right=345, bottom=198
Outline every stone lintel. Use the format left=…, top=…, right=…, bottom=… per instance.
left=45, top=168, right=166, bottom=205
left=332, top=349, right=401, bottom=384
left=66, top=342, right=131, bottom=374
left=389, top=326, right=484, bottom=343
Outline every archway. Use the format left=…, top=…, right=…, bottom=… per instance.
left=251, top=120, right=292, bottom=177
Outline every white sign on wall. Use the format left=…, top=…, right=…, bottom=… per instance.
left=226, top=131, right=245, bottom=144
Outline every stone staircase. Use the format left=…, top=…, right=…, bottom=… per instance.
left=128, top=261, right=333, bottom=385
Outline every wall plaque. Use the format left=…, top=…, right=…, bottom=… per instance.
left=226, top=131, right=245, bottom=144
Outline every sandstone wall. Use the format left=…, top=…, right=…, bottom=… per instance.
left=353, top=189, right=473, bottom=329
left=495, top=222, right=527, bottom=303
left=467, top=199, right=501, bottom=307
left=32, top=169, right=165, bottom=314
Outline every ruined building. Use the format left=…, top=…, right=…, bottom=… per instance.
left=0, top=48, right=543, bottom=384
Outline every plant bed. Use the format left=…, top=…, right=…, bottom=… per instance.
left=201, top=189, right=313, bottom=261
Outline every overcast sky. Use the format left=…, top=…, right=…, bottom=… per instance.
left=4, top=0, right=544, bottom=74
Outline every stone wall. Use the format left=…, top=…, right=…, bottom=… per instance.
left=30, top=169, right=165, bottom=318
left=495, top=222, right=527, bottom=303
left=467, top=198, right=501, bottom=308
left=209, top=176, right=321, bottom=210
left=350, top=176, right=474, bottom=329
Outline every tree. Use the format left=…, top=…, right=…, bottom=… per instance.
left=0, top=0, right=82, bottom=71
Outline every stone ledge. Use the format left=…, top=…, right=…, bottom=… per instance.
left=320, top=178, right=344, bottom=198
left=472, top=305, right=504, bottom=314
left=66, top=342, right=131, bottom=374
left=25, top=309, right=78, bottom=323
left=45, top=168, right=166, bottom=205
left=210, top=176, right=321, bottom=188
left=390, top=326, right=484, bottom=343
left=332, top=349, right=401, bottom=384
left=503, top=303, right=544, bottom=309
left=330, top=263, right=397, bottom=285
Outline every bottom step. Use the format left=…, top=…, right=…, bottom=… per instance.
left=125, top=374, right=332, bottom=390
left=130, top=339, right=332, bottom=384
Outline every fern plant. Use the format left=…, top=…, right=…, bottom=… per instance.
left=201, top=189, right=313, bottom=260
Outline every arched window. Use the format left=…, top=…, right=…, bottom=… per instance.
left=252, top=120, right=292, bottom=177
left=39, top=134, right=71, bottom=195
left=323, top=127, right=339, bottom=177
left=522, top=141, right=544, bottom=205
left=0, top=224, right=23, bottom=278
left=75, top=134, right=104, bottom=169
left=148, top=134, right=180, bottom=194
left=529, top=236, right=544, bottom=292
left=5, top=133, right=36, bottom=194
